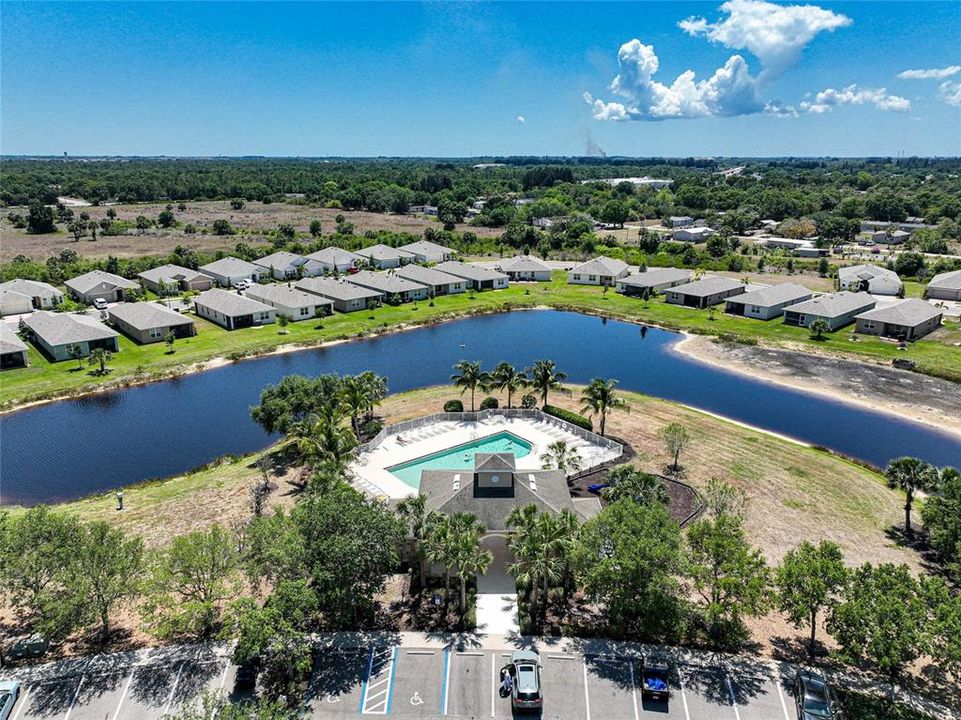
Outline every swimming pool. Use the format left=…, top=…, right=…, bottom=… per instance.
left=387, top=430, right=534, bottom=488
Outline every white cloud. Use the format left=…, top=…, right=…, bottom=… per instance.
left=679, top=0, right=851, bottom=78
left=516, top=115, right=526, bottom=124
left=800, top=85, right=911, bottom=113
left=939, top=81, right=961, bottom=106
left=898, top=66, right=961, bottom=80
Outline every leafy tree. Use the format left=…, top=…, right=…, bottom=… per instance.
left=164, top=331, right=176, bottom=353
left=230, top=198, right=246, bottom=210
left=67, top=219, right=87, bottom=242
left=574, top=500, right=686, bottom=640
left=157, top=209, right=176, bottom=228
left=601, top=465, right=668, bottom=505
left=659, top=422, right=691, bottom=471
left=309, top=219, right=322, bottom=236
left=921, top=467, right=961, bottom=576
left=599, top=200, right=629, bottom=228
left=528, top=359, right=568, bottom=408
left=277, top=314, right=289, bottom=334
left=276, top=223, right=296, bottom=240
left=539, top=440, right=581, bottom=473
left=26, top=201, right=56, bottom=234
left=212, top=219, right=234, bottom=235
left=67, top=343, right=85, bottom=369
left=579, top=377, right=629, bottom=436
left=885, top=456, right=938, bottom=536
left=775, top=540, right=848, bottom=656
left=808, top=318, right=830, bottom=340
left=168, top=695, right=300, bottom=720
left=828, top=563, right=931, bottom=682
left=450, top=360, right=491, bottom=412
left=893, top=252, right=926, bottom=278
left=927, top=583, right=961, bottom=681
left=702, top=477, right=747, bottom=520
left=143, top=525, right=241, bottom=639
left=88, top=347, right=112, bottom=375
left=686, top=515, right=770, bottom=648
left=250, top=374, right=343, bottom=434
left=135, top=215, right=151, bottom=232
left=490, top=362, right=528, bottom=408
left=817, top=257, right=830, bottom=277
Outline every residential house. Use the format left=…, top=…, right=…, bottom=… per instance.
left=925, top=270, right=961, bottom=301
left=837, top=264, right=903, bottom=296
left=669, top=216, right=694, bottom=228
left=23, top=310, right=120, bottom=361
left=138, top=264, right=213, bottom=294
left=397, top=240, right=455, bottom=264
left=724, top=283, right=814, bottom=320
left=0, top=279, right=64, bottom=316
left=434, top=261, right=510, bottom=291
left=354, top=244, right=416, bottom=269
left=665, top=277, right=747, bottom=309
left=496, top=255, right=553, bottom=282
left=0, top=323, right=29, bottom=369
left=305, top=247, right=364, bottom=274
left=64, top=270, right=139, bottom=305
left=253, top=251, right=326, bottom=280
left=408, top=205, right=439, bottom=216
left=854, top=299, right=943, bottom=341
left=108, top=302, right=196, bottom=344
left=567, top=256, right=631, bottom=286
left=870, top=229, right=911, bottom=245
left=394, top=264, right=467, bottom=296
left=673, top=227, right=715, bottom=242
left=193, top=289, right=275, bottom=330
left=347, top=270, right=429, bottom=303
left=295, top=277, right=384, bottom=313
left=782, top=292, right=876, bottom=331
left=244, top=283, right=332, bottom=320
left=616, top=268, right=693, bottom=296
left=198, top=257, right=267, bottom=288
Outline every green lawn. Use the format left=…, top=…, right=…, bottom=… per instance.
left=3, top=273, right=959, bottom=409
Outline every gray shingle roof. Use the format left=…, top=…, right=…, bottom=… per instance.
left=64, top=270, right=139, bottom=294
left=498, top=255, right=552, bottom=273
left=618, top=268, right=692, bottom=288
left=24, top=310, right=119, bottom=346
left=348, top=270, right=426, bottom=295
left=244, top=283, right=329, bottom=308
left=199, top=257, right=261, bottom=277
left=108, top=302, right=194, bottom=330
left=435, top=261, right=508, bottom=282
left=252, top=251, right=307, bottom=270
left=928, top=269, right=961, bottom=291
left=395, top=264, right=465, bottom=287
left=724, top=283, right=812, bottom=308
left=0, top=278, right=64, bottom=299
left=305, top=247, right=363, bottom=266
left=838, top=264, right=900, bottom=283
left=0, top=323, right=28, bottom=354
left=397, top=239, right=453, bottom=258
left=194, top=288, right=274, bottom=316
left=669, top=276, right=745, bottom=297
left=137, top=264, right=208, bottom=285
left=295, top=277, right=384, bottom=301
left=354, top=244, right=416, bottom=262
left=474, top=453, right=516, bottom=473
left=784, top=291, right=875, bottom=317
left=569, top=256, right=630, bottom=277
left=856, top=299, right=943, bottom=326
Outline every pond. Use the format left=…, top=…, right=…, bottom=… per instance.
left=1, top=310, right=959, bottom=505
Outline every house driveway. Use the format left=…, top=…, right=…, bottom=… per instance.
left=475, top=535, right=519, bottom=637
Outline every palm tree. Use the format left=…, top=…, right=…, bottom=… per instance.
left=528, top=360, right=568, bottom=409
left=539, top=440, right=582, bottom=474
left=601, top=465, right=668, bottom=505
left=396, top=494, right=440, bottom=590
left=451, top=360, right=491, bottom=412
left=491, top=362, right=528, bottom=408
left=88, top=347, right=112, bottom=375
left=885, top=456, right=939, bottom=536
left=340, top=375, right=372, bottom=439
left=809, top=318, right=830, bottom=340
left=287, top=406, right=358, bottom=468
left=580, top=378, right=629, bottom=436
left=449, top=519, right=492, bottom=615
left=506, top=504, right=542, bottom=609
left=424, top=516, right=454, bottom=600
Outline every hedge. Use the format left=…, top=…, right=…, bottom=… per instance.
left=544, top=405, right=593, bottom=432
left=480, top=396, right=499, bottom=410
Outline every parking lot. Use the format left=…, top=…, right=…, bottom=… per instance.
left=9, top=645, right=796, bottom=719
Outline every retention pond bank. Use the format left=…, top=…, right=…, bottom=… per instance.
left=2, top=310, right=959, bottom=505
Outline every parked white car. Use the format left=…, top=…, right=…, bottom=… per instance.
left=0, top=682, right=22, bottom=720
left=93, top=298, right=109, bottom=310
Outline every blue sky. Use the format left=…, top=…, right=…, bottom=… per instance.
left=2, top=1, right=958, bottom=157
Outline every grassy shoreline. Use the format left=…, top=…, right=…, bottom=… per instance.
left=3, top=273, right=959, bottom=411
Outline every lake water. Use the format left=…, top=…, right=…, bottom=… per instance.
left=1, top=310, right=959, bottom=505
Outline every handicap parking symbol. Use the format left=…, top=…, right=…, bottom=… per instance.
left=326, top=694, right=341, bottom=703
left=410, top=691, right=424, bottom=706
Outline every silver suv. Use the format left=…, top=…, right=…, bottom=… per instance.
left=510, top=650, right=542, bottom=711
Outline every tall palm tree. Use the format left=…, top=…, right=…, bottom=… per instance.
left=291, top=406, right=358, bottom=468
left=506, top=504, right=542, bottom=607
left=424, top=516, right=454, bottom=600
left=601, top=465, right=668, bottom=505
left=396, top=494, right=440, bottom=589
left=339, top=375, right=371, bottom=439
left=451, top=360, right=491, bottom=412
left=885, top=456, right=939, bottom=536
left=491, top=362, right=528, bottom=408
left=579, top=378, right=630, bottom=437
left=528, top=360, right=568, bottom=409
left=539, top=440, right=582, bottom=474
left=449, top=518, right=492, bottom=614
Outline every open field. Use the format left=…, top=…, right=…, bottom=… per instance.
left=0, top=199, right=500, bottom=262
left=3, top=274, right=960, bottom=410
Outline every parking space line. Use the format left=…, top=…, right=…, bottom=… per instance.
left=678, top=669, right=691, bottom=720
left=725, top=673, right=742, bottom=720
left=628, top=660, right=639, bottom=720
left=10, top=685, right=29, bottom=720
left=456, top=651, right=483, bottom=656
left=774, top=672, right=791, bottom=720
left=359, top=646, right=375, bottom=714
left=547, top=654, right=575, bottom=660
left=162, top=662, right=184, bottom=717
left=111, top=672, right=134, bottom=720
left=384, top=647, right=398, bottom=715
left=441, top=647, right=451, bottom=716
left=582, top=658, right=591, bottom=720
left=63, top=674, right=85, bottom=720
left=490, top=653, right=495, bottom=718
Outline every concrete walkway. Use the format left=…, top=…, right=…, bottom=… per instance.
left=475, top=535, right=520, bottom=636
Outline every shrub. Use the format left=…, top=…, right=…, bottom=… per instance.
left=359, top=419, right=383, bottom=440
left=444, top=399, right=464, bottom=412
left=544, top=405, right=593, bottom=432
left=480, top=396, right=499, bottom=410
left=520, top=393, right=537, bottom=409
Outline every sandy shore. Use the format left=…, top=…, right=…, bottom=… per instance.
left=674, top=333, right=961, bottom=440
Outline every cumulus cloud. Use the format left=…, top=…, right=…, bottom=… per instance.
left=800, top=85, right=911, bottom=113
left=898, top=66, right=961, bottom=80
left=587, top=0, right=857, bottom=122
left=516, top=115, right=526, bottom=124
left=679, top=0, right=851, bottom=77
left=940, top=81, right=961, bottom=106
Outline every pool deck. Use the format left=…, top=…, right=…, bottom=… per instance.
left=351, top=415, right=622, bottom=499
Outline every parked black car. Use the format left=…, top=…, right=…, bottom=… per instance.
left=794, top=670, right=843, bottom=719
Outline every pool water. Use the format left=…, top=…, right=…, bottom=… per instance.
left=387, top=430, right=533, bottom=488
